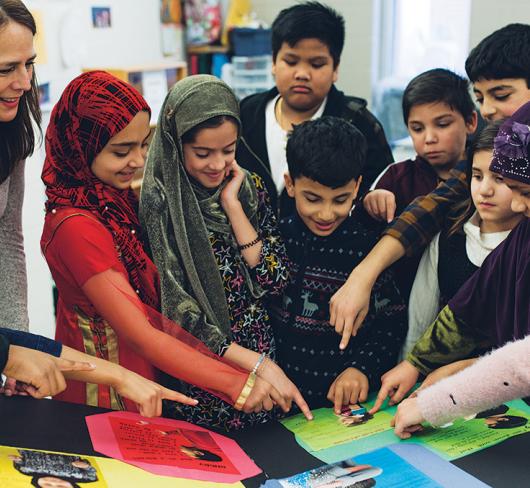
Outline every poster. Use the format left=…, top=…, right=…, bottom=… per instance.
left=405, top=403, right=530, bottom=460
left=281, top=405, right=394, bottom=451
left=91, top=7, right=112, bottom=29
left=0, top=446, right=107, bottom=487
left=86, top=411, right=261, bottom=483
left=283, top=398, right=530, bottom=465
left=141, top=70, right=168, bottom=122
left=0, top=445, right=245, bottom=488
left=263, top=444, right=489, bottom=488
left=160, top=0, right=182, bottom=24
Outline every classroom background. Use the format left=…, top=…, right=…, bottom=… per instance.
left=21, top=0, right=528, bottom=340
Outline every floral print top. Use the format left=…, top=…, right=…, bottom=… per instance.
left=163, top=173, right=289, bottom=430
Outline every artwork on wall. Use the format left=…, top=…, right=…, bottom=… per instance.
left=38, top=81, right=51, bottom=112
left=160, top=0, right=182, bottom=24
left=92, top=7, right=112, bottom=29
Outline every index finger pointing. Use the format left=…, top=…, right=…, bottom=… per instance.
left=339, top=319, right=354, bottom=350
left=369, top=387, right=389, bottom=414
left=162, top=387, right=198, bottom=406
left=294, top=391, right=313, bottom=420
left=387, top=196, right=396, bottom=223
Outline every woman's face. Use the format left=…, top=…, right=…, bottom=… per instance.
left=182, top=119, right=238, bottom=189
left=37, top=477, right=73, bottom=488
left=90, top=111, right=151, bottom=189
left=0, top=20, right=35, bottom=123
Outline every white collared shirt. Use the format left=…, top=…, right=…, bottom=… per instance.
left=265, top=94, right=327, bottom=194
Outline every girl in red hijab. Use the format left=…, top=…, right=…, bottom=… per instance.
left=41, top=71, right=282, bottom=415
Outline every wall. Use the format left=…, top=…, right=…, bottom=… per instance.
left=22, top=0, right=173, bottom=337
left=469, top=0, right=530, bottom=51
left=251, top=0, right=375, bottom=103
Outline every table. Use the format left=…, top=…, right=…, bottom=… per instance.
left=0, top=396, right=528, bottom=487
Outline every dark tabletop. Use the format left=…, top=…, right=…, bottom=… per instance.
left=0, top=396, right=528, bottom=487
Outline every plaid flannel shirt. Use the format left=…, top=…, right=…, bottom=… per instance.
left=384, top=159, right=468, bottom=256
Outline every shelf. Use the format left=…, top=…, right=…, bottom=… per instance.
left=187, top=45, right=229, bottom=55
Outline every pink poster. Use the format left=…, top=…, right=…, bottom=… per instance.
left=86, top=412, right=261, bottom=483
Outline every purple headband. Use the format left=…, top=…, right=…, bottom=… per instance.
left=490, top=101, right=530, bottom=184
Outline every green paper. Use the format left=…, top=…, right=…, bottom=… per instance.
left=281, top=407, right=394, bottom=451
left=282, top=394, right=530, bottom=464
left=404, top=405, right=530, bottom=460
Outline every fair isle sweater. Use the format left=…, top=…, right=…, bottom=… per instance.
left=418, top=336, right=530, bottom=426
left=0, top=161, right=29, bottom=331
left=272, top=213, right=407, bottom=408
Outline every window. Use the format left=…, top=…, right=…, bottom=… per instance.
left=372, top=0, right=472, bottom=151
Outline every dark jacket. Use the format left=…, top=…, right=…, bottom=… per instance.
left=375, top=157, right=441, bottom=216
left=0, top=327, right=62, bottom=373
left=237, top=85, right=394, bottom=216
left=369, top=157, right=444, bottom=300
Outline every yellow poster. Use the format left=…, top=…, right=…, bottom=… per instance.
left=0, top=445, right=107, bottom=487
left=0, top=445, right=245, bottom=487
left=29, top=9, right=47, bottom=65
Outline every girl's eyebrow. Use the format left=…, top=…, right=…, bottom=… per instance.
left=110, top=129, right=151, bottom=147
left=192, top=139, right=237, bottom=150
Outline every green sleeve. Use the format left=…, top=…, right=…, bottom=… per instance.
left=406, top=305, right=492, bottom=375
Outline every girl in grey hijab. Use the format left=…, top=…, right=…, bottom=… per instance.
left=141, top=75, right=311, bottom=430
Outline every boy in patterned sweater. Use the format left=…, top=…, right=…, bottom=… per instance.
left=271, top=117, right=406, bottom=413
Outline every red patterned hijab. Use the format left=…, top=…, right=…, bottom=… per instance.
left=42, top=71, right=157, bottom=307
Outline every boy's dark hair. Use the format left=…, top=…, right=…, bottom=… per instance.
left=465, top=23, right=530, bottom=87
left=402, top=68, right=476, bottom=124
left=271, top=1, right=345, bottom=67
left=447, top=120, right=503, bottom=236
left=286, top=116, right=366, bottom=188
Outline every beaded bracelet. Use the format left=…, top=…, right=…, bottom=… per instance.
left=251, top=352, right=267, bottom=375
left=238, top=235, right=262, bottom=251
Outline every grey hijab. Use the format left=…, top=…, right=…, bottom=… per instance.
left=140, top=75, right=259, bottom=352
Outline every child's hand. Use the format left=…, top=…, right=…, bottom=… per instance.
left=391, top=397, right=425, bottom=439
left=327, top=368, right=369, bottom=414
left=114, top=368, right=198, bottom=417
left=363, top=189, right=396, bottom=223
left=241, top=376, right=287, bottom=414
left=417, top=358, right=477, bottom=393
left=329, top=268, right=372, bottom=349
left=369, top=361, right=419, bottom=414
left=220, top=160, right=245, bottom=210
left=2, top=346, right=95, bottom=399
left=258, top=358, right=313, bottom=420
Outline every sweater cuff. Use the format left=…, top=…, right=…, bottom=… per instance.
left=0, top=328, right=62, bottom=357
left=0, top=334, right=10, bottom=373
left=417, top=383, right=459, bottom=427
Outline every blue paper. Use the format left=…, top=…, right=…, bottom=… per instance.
left=262, top=444, right=489, bottom=487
